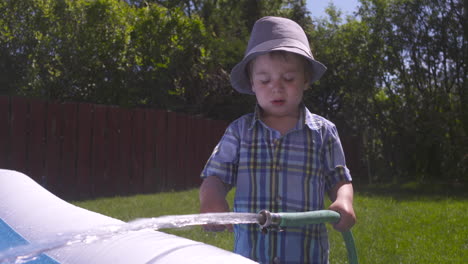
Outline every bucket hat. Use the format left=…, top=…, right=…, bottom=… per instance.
left=230, top=16, right=327, bottom=95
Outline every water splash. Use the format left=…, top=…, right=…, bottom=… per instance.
left=0, top=212, right=259, bottom=264
left=128, top=212, right=258, bottom=230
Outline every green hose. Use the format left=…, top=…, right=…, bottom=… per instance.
left=258, top=210, right=358, bottom=264
left=277, top=210, right=342, bottom=226
left=341, top=229, right=358, bottom=264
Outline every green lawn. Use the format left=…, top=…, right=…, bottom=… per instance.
left=72, top=187, right=468, bottom=264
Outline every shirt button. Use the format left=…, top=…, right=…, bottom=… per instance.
left=277, top=195, right=282, bottom=202
left=273, top=257, right=281, bottom=263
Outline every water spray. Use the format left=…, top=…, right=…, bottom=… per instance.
left=257, top=210, right=358, bottom=264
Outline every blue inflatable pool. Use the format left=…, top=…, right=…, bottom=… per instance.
left=0, top=169, right=256, bottom=264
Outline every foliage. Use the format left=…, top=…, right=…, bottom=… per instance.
left=0, top=0, right=208, bottom=110
left=356, top=0, right=467, bottom=183
left=0, top=0, right=466, bottom=183
left=306, top=0, right=466, bottom=183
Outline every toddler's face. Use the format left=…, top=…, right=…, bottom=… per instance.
left=250, top=52, right=308, bottom=118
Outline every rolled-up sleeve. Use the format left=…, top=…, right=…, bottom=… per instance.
left=322, top=124, right=352, bottom=192
left=200, top=124, right=240, bottom=186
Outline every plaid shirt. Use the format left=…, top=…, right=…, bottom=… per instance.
left=201, top=105, right=352, bottom=264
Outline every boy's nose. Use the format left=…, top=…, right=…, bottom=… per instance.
left=269, top=78, right=284, bottom=92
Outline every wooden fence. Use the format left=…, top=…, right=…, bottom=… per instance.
left=0, top=95, right=228, bottom=200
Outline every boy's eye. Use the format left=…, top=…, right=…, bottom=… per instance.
left=283, top=74, right=296, bottom=82
left=254, top=77, right=269, bottom=84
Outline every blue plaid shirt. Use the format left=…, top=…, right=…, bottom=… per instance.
left=201, top=105, right=352, bottom=264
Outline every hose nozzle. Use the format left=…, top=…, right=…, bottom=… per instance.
left=257, top=210, right=282, bottom=234
left=256, top=210, right=358, bottom=264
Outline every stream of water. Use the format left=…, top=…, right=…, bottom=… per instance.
left=0, top=212, right=259, bottom=264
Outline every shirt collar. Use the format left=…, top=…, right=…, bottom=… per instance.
left=248, top=103, right=322, bottom=131
left=248, top=104, right=262, bottom=130
left=303, top=106, right=323, bottom=131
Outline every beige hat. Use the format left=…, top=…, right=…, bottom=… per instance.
left=230, top=16, right=327, bottom=95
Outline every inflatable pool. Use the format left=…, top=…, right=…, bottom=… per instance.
left=0, top=169, right=257, bottom=264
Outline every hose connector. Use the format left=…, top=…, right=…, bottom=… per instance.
left=257, top=210, right=282, bottom=234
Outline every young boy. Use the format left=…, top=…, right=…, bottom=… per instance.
left=199, top=16, right=356, bottom=263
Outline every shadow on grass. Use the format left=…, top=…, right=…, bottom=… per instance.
left=355, top=181, right=468, bottom=200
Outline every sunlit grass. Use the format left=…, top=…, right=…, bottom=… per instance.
left=72, top=187, right=468, bottom=263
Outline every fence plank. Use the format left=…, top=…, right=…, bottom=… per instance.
left=44, top=101, right=64, bottom=195
left=61, top=102, right=79, bottom=199
left=175, top=113, right=188, bottom=189
left=107, top=106, right=121, bottom=196
left=201, top=118, right=214, bottom=167
left=118, top=108, right=132, bottom=195
left=186, top=116, right=198, bottom=187
left=192, top=117, right=205, bottom=186
left=76, top=103, right=93, bottom=198
left=166, top=111, right=178, bottom=190
left=0, top=96, right=10, bottom=169
left=154, top=110, right=167, bottom=192
left=27, top=99, right=47, bottom=184
left=131, top=109, right=145, bottom=194
left=0, top=95, right=242, bottom=198
left=10, top=97, right=29, bottom=173
left=92, top=105, right=109, bottom=197
left=143, top=108, right=157, bottom=193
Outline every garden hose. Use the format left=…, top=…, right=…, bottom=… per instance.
left=257, top=210, right=358, bottom=264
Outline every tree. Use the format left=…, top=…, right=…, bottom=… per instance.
left=306, top=3, right=382, bottom=183
left=356, top=0, right=466, bottom=183
left=307, top=0, right=466, bottom=184
left=0, top=0, right=209, bottom=110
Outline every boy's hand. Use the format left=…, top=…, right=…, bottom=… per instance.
left=328, top=198, right=356, bottom=232
left=328, top=181, right=356, bottom=232
left=199, top=176, right=234, bottom=232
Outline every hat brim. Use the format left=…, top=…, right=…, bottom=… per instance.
left=230, top=40, right=327, bottom=95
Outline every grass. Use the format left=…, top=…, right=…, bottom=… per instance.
left=71, top=187, right=468, bottom=264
